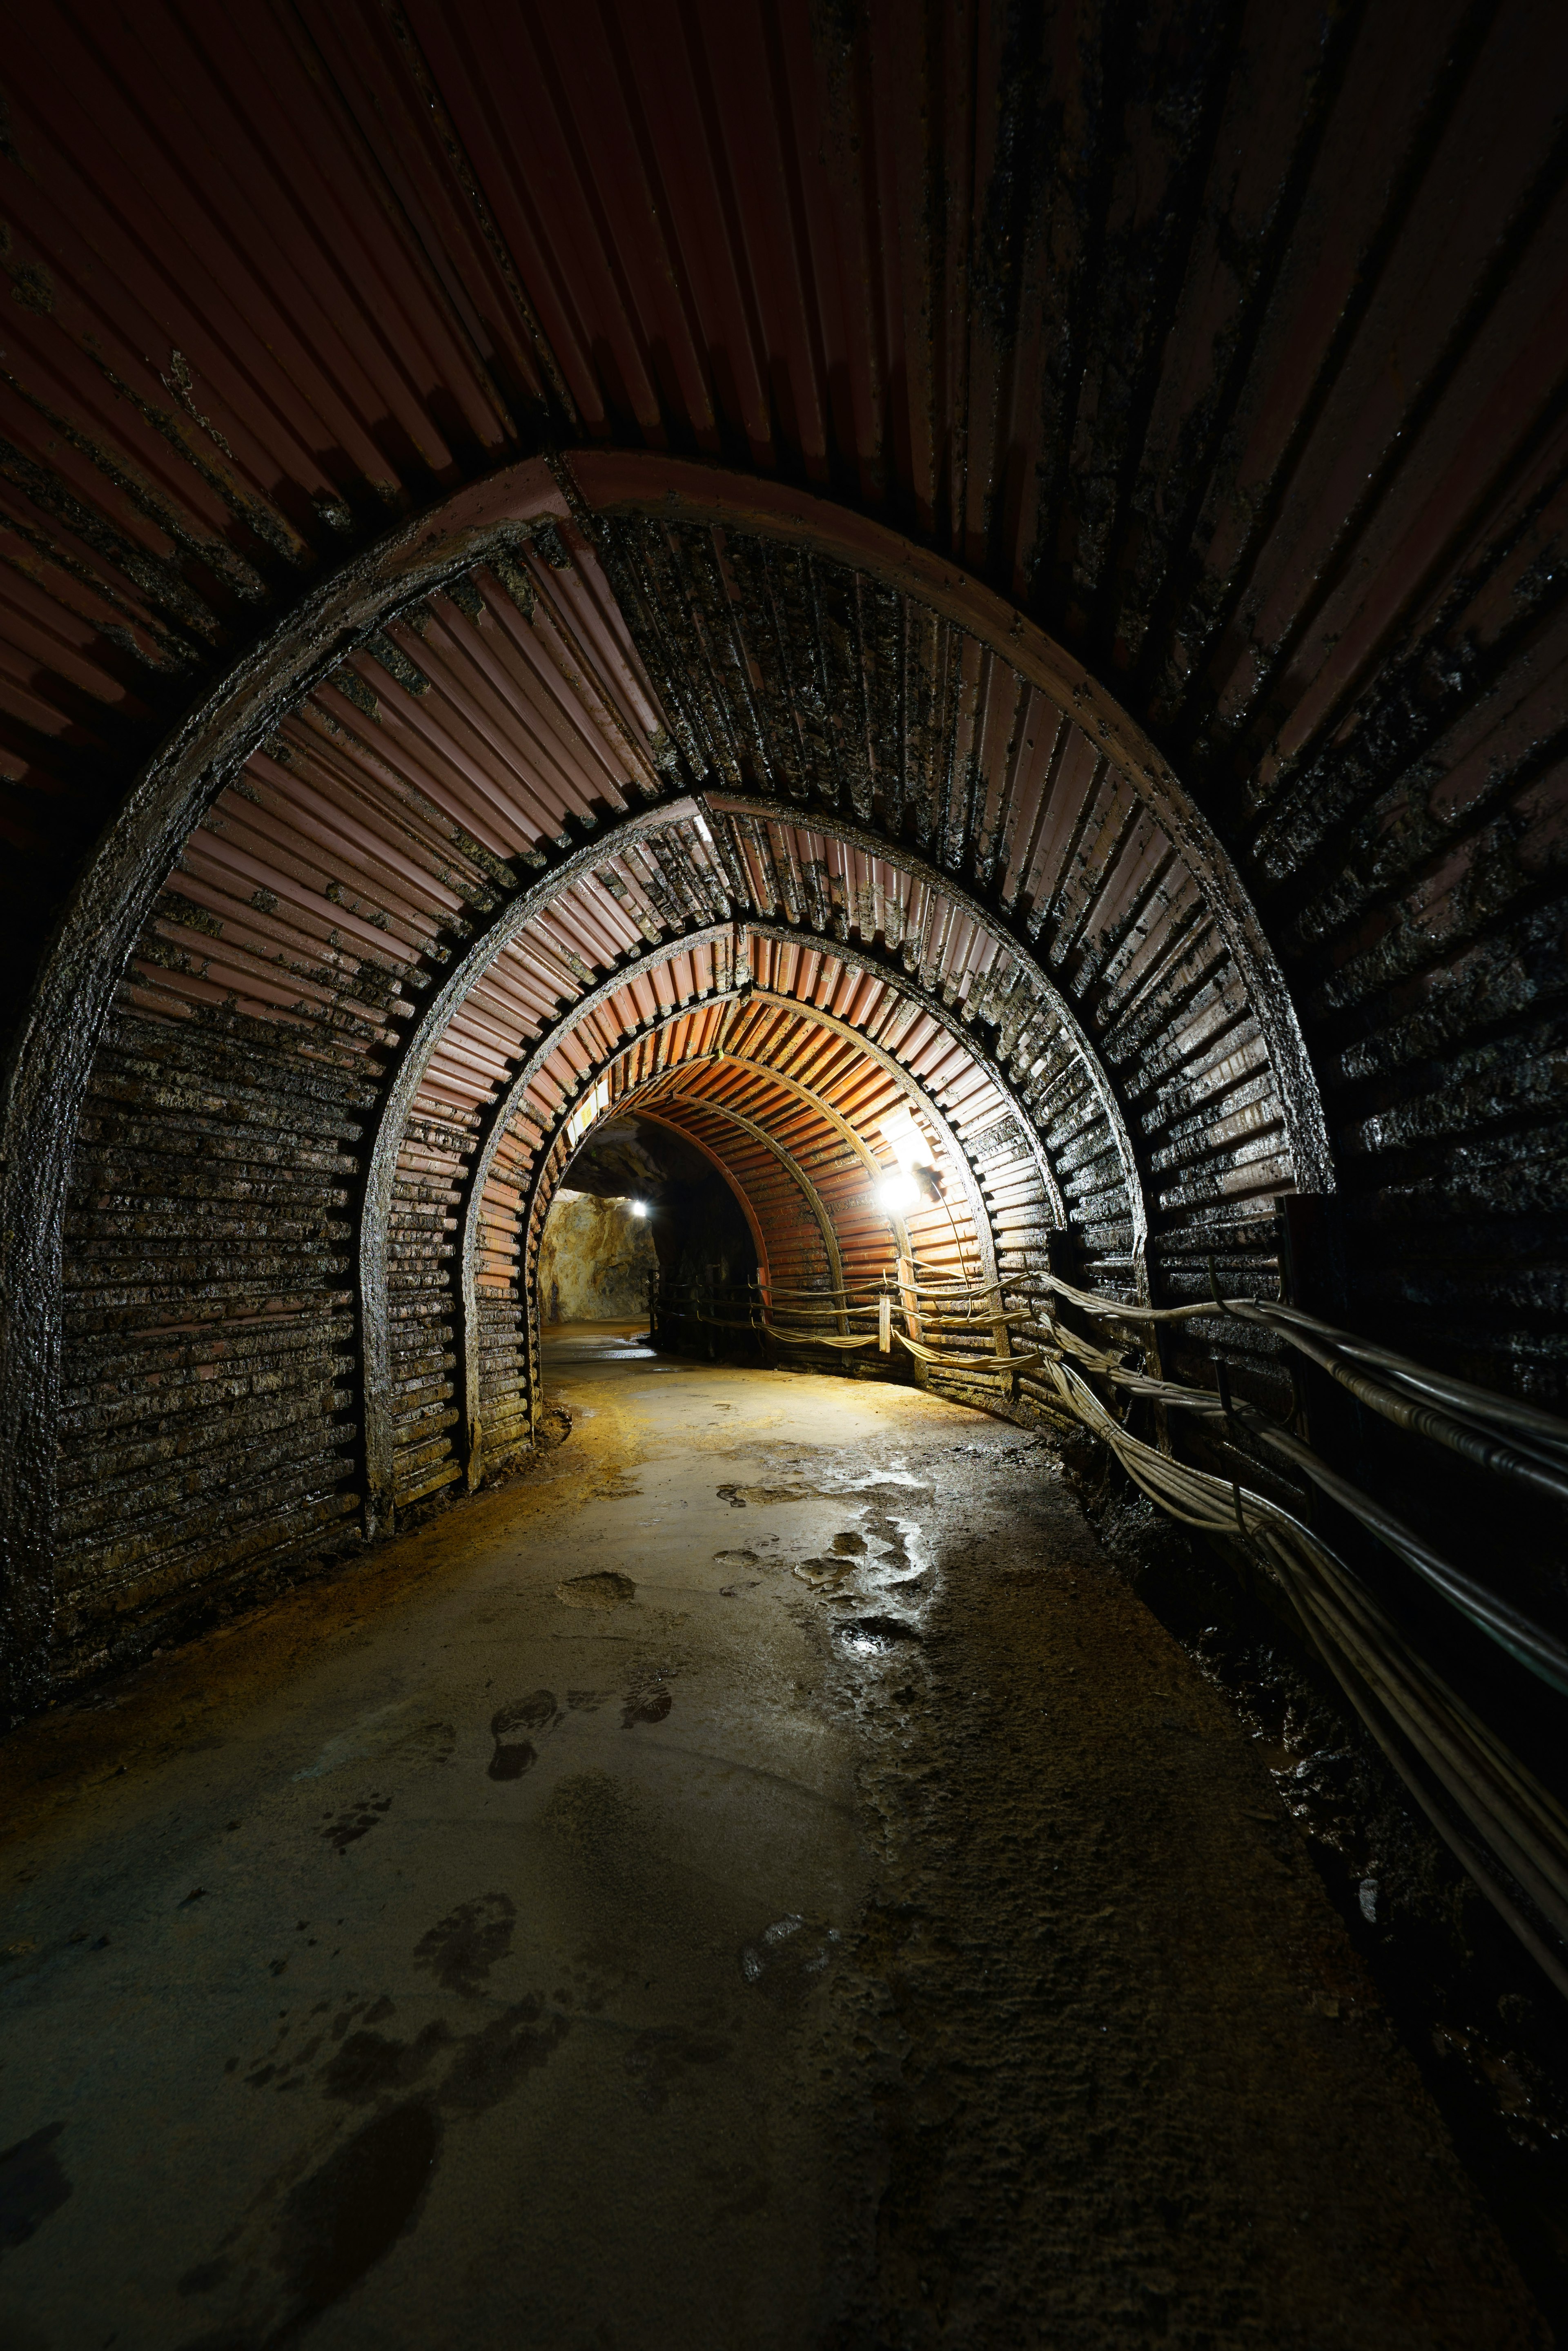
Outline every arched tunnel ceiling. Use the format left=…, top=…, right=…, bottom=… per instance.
left=27, top=455, right=1319, bottom=1669
left=95, top=481, right=1319, bottom=1229
left=1, top=0, right=1565, bottom=1700
left=1, top=0, right=1561, bottom=1381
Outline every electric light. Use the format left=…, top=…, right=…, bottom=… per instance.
left=629, top=1198, right=650, bottom=1217
left=875, top=1170, right=918, bottom=1215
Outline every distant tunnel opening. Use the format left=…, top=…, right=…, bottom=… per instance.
left=4, top=465, right=1330, bottom=1704
left=1, top=12, right=1566, bottom=2334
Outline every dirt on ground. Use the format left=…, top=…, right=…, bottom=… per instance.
left=0, top=1342, right=1547, bottom=2348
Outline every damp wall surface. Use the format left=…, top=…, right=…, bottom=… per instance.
left=1, top=1, right=1565, bottom=1698
left=537, top=1193, right=657, bottom=1323
left=57, top=1003, right=367, bottom=1665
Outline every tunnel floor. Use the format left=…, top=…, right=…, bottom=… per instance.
left=0, top=1339, right=1543, bottom=2347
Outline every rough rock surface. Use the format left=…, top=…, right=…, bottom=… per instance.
left=537, top=1190, right=658, bottom=1322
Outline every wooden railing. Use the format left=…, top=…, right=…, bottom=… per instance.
left=649, top=1255, right=1568, bottom=2003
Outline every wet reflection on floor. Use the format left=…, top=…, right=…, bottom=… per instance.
left=0, top=1337, right=1541, bottom=2348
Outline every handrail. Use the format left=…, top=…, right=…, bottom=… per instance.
left=1023, top=1270, right=1568, bottom=1498
left=648, top=1258, right=1568, bottom=2001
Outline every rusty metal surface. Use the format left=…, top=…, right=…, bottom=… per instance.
left=4, top=0, right=1566, bottom=1692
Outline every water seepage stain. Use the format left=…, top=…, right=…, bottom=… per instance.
left=793, top=1556, right=855, bottom=1591
left=272, top=2101, right=437, bottom=2325
left=715, top=1482, right=809, bottom=1509
left=318, top=1999, right=567, bottom=2119
left=182, top=2003, right=572, bottom=2339
left=488, top=1691, right=556, bottom=1781
left=555, top=1571, right=636, bottom=1609
left=438, top=2000, right=570, bottom=2113
left=0, top=2119, right=70, bottom=2249
left=413, top=1894, right=515, bottom=1997
left=320, top=2023, right=452, bottom=2107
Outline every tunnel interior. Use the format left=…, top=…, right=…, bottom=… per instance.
left=2, top=3, right=1567, bottom=2342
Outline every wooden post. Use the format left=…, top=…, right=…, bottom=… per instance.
left=988, top=1281, right=1017, bottom=1404
left=878, top=1292, right=891, bottom=1353
left=895, top=1254, right=927, bottom=1384
left=896, top=1254, right=922, bottom=1342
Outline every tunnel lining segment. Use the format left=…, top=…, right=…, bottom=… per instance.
left=361, top=802, right=1129, bottom=1525
left=578, top=452, right=1333, bottom=1206
left=1, top=456, right=1328, bottom=1705
left=0, top=461, right=581, bottom=1711
left=443, top=900, right=1102, bottom=1520
left=452, top=947, right=1028, bottom=1484
left=747, top=985, right=1066, bottom=1228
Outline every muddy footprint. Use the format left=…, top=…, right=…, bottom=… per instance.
left=621, top=1685, right=673, bottom=1729
left=322, top=1794, right=393, bottom=1853
left=488, top=1691, right=556, bottom=1781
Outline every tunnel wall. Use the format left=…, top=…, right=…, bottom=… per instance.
left=0, top=0, right=1559, bottom=1473
left=537, top=1193, right=657, bottom=1322
left=56, top=998, right=365, bottom=1663
left=4, top=443, right=1549, bottom=1708
left=6, top=478, right=1322, bottom=1695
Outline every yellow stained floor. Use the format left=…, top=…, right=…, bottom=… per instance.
left=0, top=1337, right=1542, bottom=2347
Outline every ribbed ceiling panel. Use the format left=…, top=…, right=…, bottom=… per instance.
left=9, top=0, right=1566, bottom=1692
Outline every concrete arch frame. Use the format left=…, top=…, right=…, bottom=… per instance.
left=451, top=928, right=1036, bottom=1492
left=0, top=451, right=1330, bottom=1715
left=381, top=824, right=1132, bottom=1524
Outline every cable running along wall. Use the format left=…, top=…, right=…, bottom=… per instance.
left=4, top=461, right=1328, bottom=1707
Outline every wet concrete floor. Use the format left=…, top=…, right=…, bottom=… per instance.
left=0, top=1337, right=1546, bottom=2347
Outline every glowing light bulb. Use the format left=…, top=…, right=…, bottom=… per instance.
left=875, top=1170, right=918, bottom=1215
left=629, top=1199, right=650, bottom=1218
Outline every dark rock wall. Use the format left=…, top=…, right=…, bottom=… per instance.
left=647, top=1173, right=758, bottom=1292
left=537, top=1193, right=658, bottom=1322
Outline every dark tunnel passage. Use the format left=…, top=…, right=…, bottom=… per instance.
left=2, top=3, right=1567, bottom=2343
left=554, top=1114, right=760, bottom=1303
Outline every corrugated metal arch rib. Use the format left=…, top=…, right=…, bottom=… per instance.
left=453, top=939, right=1011, bottom=1494
left=18, top=460, right=1323, bottom=1689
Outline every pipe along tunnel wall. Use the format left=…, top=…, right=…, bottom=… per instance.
left=0, top=11, right=1566, bottom=2325
left=3, top=0, right=1565, bottom=1728
left=5, top=464, right=1338, bottom=1710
